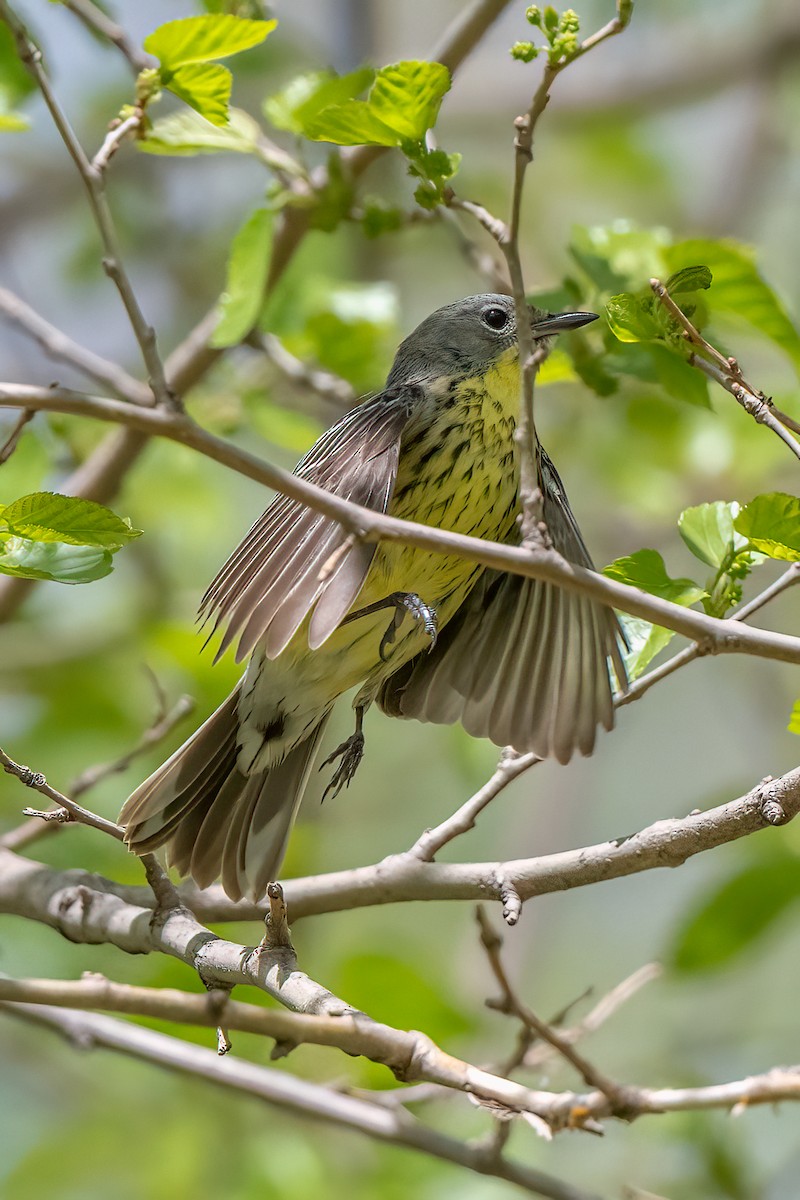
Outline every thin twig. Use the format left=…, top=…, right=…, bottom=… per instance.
left=1, top=692, right=194, bottom=852
left=409, top=749, right=539, bottom=861
left=0, top=285, right=150, bottom=403
left=618, top=562, right=800, bottom=707
left=0, top=747, right=125, bottom=841
left=252, top=332, right=355, bottom=408
left=61, top=0, right=151, bottom=72
left=0, top=2, right=175, bottom=410
left=91, top=111, right=141, bottom=174
left=650, top=277, right=800, bottom=462
left=477, top=907, right=634, bottom=1121
left=0, top=409, right=34, bottom=463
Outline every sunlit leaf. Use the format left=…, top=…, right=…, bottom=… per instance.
left=0, top=535, right=113, bottom=583
left=303, top=60, right=450, bottom=147
left=603, top=548, right=705, bottom=605
left=617, top=615, right=676, bottom=680
left=788, top=700, right=800, bottom=736
left=139, top=106, right=262, bottom=155
left=164, top=61, right=231, bottom=126
left=734, top=492, right=800, bottom=562
left=678, top=501, right=743, bottom=569
left=605, top=293, right=660, bottom=343
left=264, top=67, right=374, bottom=134
left=0, top=493, right=142, bottom=549
left=143, top=15, right=274, bottom=68
left=211, top=207, right=272, bottom=348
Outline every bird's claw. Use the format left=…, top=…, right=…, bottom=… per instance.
left=320, top=732, right=365, bottom=802
left=378, top=593, right=438, bottom=662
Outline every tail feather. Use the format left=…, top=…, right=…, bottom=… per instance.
left=121, top=690, right=330, bottom=901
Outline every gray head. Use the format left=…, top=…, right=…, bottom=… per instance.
left=386, top=293, right=597, bottom=388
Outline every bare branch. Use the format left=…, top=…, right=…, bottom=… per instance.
left=252, top=332, right=355, bottom=409
left=0, top=2, right=174, bottom=409
left=1, top=690, right=193, bottom=852
left=91, top=111, right=141, bottom=174
left=0, top=408, right=34, bottom=463
left=477, top=907, right=633, bottom=1121
left=1, top=380, right=800, bottom=667
left=650, top=277, right=800, bottom=461
left=0, top=1001, right=598, bottom=1200
left=0, top=286, right=151, bottom=403
left=60, top=0, right=151, bottom=73
left=0, top=747, right=125, bottom=841
left=4, top=765, right=799, bottom=928
left=409, top=749, right=539, bottom=862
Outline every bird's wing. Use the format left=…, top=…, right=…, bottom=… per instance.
left=200, top=388, right=416, bottom=663
left=377, top=449, right=627, bottom=763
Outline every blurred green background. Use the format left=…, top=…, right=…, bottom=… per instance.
left=2, top=1, right=800, bottom=1197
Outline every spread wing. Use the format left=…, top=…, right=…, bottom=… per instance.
left=377, top=449, right=627, bottom=763
left=200, top=388, right=416, bottom=663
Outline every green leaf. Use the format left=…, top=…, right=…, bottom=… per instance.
left=605, top=293, right=660, bottom=343
left=665, top=239, right=800, bottom=373
left=0, top=493, right=142, bottom=549
left=367, top=61, right=450, bottom=142
left=733, top=492, right=800, bottom=562
left=211, top=207, right=272, bottom=348
left=618, top=615, right=677, bottom=680
left=603, top=548, right=705, bottom=605
left=671, top=856, right=800, bottom=972
left=666, top=264, right=712, bottom=294
left=139, top=106, right=262, bottom=156
left=143, top=15, right=275, bottom=68
left=678, top=501, right=744, bottom=569
left=263, top=67, right=374, bottom=134
left=603, top=550, right=705, bottom=681
left=0, top=536, right=113, bottom=584
left=303, top=60, right=450, bottom=147
left=164, top=61, right=232, bottom=126
left=788, top=699, right=800, bottom=736
left=303, top=102, right=400, bottom=147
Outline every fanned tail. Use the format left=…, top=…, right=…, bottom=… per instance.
left=121, top=690, right=329, bottom=901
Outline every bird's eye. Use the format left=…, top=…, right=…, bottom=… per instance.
left=481, top=306, right=511, bottom=332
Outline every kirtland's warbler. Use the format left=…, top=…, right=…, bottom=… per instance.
left=121, top=294, right=626, bottom=900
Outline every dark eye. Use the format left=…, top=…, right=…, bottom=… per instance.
left=481, top=305, right=510, bottom=332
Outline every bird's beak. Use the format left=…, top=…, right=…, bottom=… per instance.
left=531, top=311, right=598, bottom=338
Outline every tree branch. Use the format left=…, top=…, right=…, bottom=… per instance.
left=0, top=285, right=151, bottom=404
left=650, top=277, right=800, bottom=460
left=2, top=380, right=800, bottom=666
left=3, top=764, right=798, bottom=928
left=0, top=1001, right=597, bottom=1200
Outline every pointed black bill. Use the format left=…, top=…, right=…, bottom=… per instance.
left=531, top=311, right=598, bottom=337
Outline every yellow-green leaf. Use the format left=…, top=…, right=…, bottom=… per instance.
left=211, top=207, right=273, bottom=348
left=143, top=15, right=274, bottom=68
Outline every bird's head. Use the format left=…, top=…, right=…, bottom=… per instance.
left=387, top=293, right=598, bottom=389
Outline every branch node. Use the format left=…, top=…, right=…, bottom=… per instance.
left=758, top=780, right=787, bottom=826
left=260, top=882, right=294, bottom=952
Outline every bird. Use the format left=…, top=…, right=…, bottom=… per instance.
left=120, top=293, right=626, bottom=900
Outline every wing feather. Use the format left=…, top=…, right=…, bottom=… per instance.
left=200, top=390, right=414, bottom=662
left=377, top=448, right=626, bottom=762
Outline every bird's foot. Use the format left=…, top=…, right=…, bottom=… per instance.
left=378, top=592, right=438, bottom=662
left=320, top=731, right=365, bottom=802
